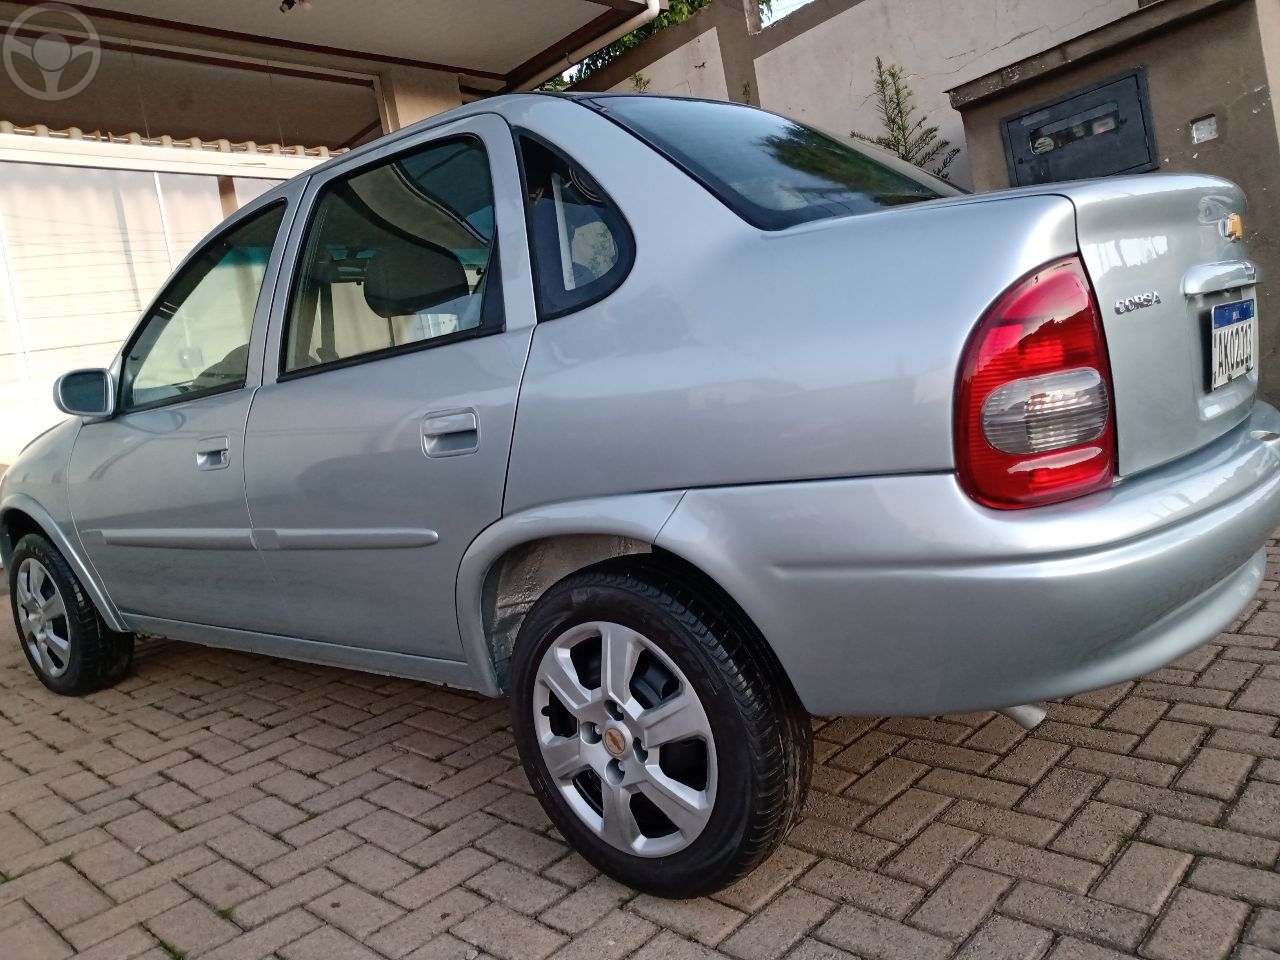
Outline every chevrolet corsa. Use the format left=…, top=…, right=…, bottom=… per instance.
left=4, top=95, right=1278, bottom=897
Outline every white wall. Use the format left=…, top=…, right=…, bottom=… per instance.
left=0, top=144, right=309, bottom=466
left=753, top=0, right=1139, bottom=186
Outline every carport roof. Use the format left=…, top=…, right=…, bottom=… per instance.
left=67, top=0, right=658, bottom=92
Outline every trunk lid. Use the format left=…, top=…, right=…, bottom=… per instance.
left=1059, top=174, right=1256, bottom=477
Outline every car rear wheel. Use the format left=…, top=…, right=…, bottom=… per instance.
left=9, top=533, right=133, bottom=696
left=510, top=557, right=810, bottom=897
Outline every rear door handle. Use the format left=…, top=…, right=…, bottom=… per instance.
left=422, top=409, right=479, bottom=458
left=196, top=436, right=230, bottom=471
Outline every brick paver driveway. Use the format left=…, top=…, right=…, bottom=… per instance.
left=2, top=546, right=1280, bottom=960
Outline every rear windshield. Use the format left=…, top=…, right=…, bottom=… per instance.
left=583, top=96, right=956, bottom=230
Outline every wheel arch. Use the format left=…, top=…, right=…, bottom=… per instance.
left=457, top=490, right=803, bottom=706
left=0, top=495, right=128, bottom=633
left=458, top=491, right=683, bottom=695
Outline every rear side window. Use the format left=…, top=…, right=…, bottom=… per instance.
left=518, top=134, right=634, bottom=319
left=585, top=96, right=954, bottom=230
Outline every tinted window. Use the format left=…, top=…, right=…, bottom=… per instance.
left=586, top=97, right=954, bottom=230
left=121, top=203, right=285, bottom=410
left=284, top=136, right=498, bottom=374
left=519, top=135, right=634, bottom=319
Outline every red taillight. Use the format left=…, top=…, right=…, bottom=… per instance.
left=956, top=256, right=1116, bottom=509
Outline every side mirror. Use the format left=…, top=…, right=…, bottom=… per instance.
left=53, top=369, right=115, bottom=418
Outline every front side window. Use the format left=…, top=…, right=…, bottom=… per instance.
left=585, top=96, right=958, bottom=230
left=519, top=135, right=633, bottom=319
left=283, top=136, right=497, bottom=375
left=121, top=203, right=285, bottom=411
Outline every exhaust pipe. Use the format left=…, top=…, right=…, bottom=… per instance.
left=998, top=703, right=1047, bottom=730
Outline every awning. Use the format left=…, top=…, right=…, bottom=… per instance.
left=67, top=0, right=661, bottom=94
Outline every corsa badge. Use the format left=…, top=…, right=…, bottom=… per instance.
left=1115, top=291, right=1162, bottom=315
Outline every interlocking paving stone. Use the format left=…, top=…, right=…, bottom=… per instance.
left=1089, top=841, right=1191, bottom=914
left=1187, top=857, right=1280, bottom=908
left=1142, top=887, right=1249, bottom=960
left=882, top=821, right=980, bottom=888
left=1047, top=801, right=1143, bottom=863
left=8, top=539, right=1280, bottom=959
left=796, top=858, right=924, bottom=920
left=907, top=864, right=1011, bottom=940
left=953, top=916, right=1053, bottom=960
left=1225, top=779, right=1280, bottom=838
left=145, top=897, right=240, bottom=957
left=815, top=904, right=952, bottom=960
left=1140, top=814, right=1280, bottom=866
left=452, top=903, right=568, bottom=960
left=1001, top=881, right=1149, bottom=951
left=628, top=894, right=747, bottom=946
left=1176, top=746, right=1256, bottom=799
left=965, top=837, right=1100, bottom=894
left=714, top=845, right=817, bottom=914
left=720, top=888, right=834, bottom=960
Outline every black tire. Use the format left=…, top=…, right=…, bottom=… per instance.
left=510, top=556, right=811, bottom=898
left=8, top=533, right=134, bottom=696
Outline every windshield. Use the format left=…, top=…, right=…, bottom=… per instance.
left=583, top=96, right=957, bottom=230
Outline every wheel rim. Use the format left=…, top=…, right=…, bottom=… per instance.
left=14, top=558, right=71, bottom=679
left=532, top=620, right=718, bottom=858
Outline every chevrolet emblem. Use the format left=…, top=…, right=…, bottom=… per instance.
left=1221, top=213, right=1245, bottom=242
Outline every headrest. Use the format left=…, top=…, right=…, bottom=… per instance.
left=363, top=241, right=470, bottom=319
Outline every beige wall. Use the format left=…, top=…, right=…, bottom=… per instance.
left=609, top=27, right=730, bottom=99
left=956, top=0, right=1280, bottom=399
left=378, top=66, right=464, bottom=131
left=753, top=0, right=1138, bottom=186
left=573, top=0, right=1141, bottom=188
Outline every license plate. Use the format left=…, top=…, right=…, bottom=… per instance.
left=1210, top=299, right=1256, bottom=390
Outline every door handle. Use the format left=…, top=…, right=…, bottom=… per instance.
left=422, top=409, right=479, bottom=458
left=196, top=436, right=230, bottom=471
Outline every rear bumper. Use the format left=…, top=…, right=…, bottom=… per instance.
left=655, top=403, right=1280, bottom=716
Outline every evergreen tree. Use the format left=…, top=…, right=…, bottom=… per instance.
left=852, top=58, right=961, bottom=180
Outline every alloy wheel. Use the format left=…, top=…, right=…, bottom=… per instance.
left=14, top=558, right=71, bottom=679
left=532, top=620, right=717, bottom=857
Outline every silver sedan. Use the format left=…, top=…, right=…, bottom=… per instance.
left=3, top=94, right=1277, bottom=896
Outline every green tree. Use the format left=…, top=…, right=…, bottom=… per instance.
left=852, top=57, right=960, bottom=180
left=568, top=1, right=770, bottom=83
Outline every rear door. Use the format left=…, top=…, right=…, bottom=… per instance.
left=68, top=196, right=294, bottom=629
left=242, top=114, right=535, bottom=659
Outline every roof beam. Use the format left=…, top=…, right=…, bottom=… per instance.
left=581, top=0, right=654, bottom=9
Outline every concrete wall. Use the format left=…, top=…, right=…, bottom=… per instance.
left=753, top=0, right=1138, bottom=186
left=573, top=0, right=1140, bottom=187
left=954, top=0, right=1280, bottom=399
left=607, top=26, right=730, bottom=98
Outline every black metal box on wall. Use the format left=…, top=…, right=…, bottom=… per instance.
left=1001, top=69, right=1158, bottom=186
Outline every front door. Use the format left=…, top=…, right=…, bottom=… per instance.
left=68, top=199, right=291, bottom=628
left=243, top=115, right=535, bottom=661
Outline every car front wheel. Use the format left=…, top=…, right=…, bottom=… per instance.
left=9, top=533, right=134, bottom=696
left=510, top=557, right=810, bottom=898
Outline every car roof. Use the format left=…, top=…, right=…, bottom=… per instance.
left=250, top=92, right=768, bottom=207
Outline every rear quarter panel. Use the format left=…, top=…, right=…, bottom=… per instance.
left=502, top=102, right=1080, bottom=510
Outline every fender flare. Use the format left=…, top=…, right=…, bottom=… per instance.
left=454, top=490, right=685, bottom=696
left=0, top=492, right=129, bottom=633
